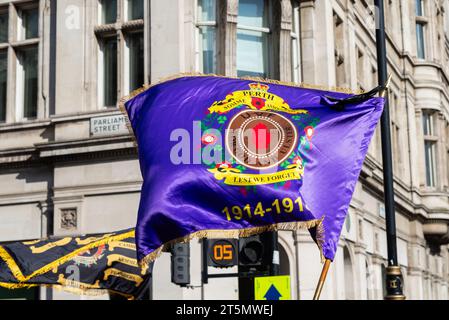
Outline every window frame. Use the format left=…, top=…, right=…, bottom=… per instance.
left=98, top=35, right=118, bottom=108
left=126, top=0, right=145, bottom=21
left=195, top=0, right=218, bottom=74
left=0, top=7, right=9, bottom=44
left=236, top=0, right=274, bottom=78
left=124, top=29, right=144, bottom=93
left=0, top=49, right=7, bottom=123
left=95, top=0, right=146, bottom=109
left=8, top=1, right=41, bottom=123
left=17, top=3, right=39, bottom=41
left=291, top=0, right=301, bottom=83
left=415, top=0, right=428, bottom=60
left=422, top=111, right=438, bottom=188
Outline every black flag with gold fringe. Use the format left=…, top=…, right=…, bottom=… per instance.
left=0, top=228, right=150, bottom=300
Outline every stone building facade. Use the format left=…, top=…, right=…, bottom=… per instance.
left=0, top=0, right=449, bottom=300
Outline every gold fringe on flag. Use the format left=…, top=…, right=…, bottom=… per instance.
left=0, top=230, right=135, bottom=282
left=138, top=217, right=326, bottom=269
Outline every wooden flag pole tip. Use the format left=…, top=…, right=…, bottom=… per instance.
left=312, top=259, right=332, bottom=300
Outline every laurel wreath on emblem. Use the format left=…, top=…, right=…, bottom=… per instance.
left=71, top=245, right=106, bottom=267
left=200, top=83, right=320, bottom=194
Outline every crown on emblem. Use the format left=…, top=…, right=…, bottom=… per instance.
left=249, top=83, right=269, bottom=92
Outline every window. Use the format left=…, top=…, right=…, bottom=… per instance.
left=389, top=90, right=403, bottom=177
left=20, top=7, right=38, bottom=40
left=96, top=0, right=145, bottom=107
left=333, top=12, right=346, bottom=87
left=371, top=66, right=378, bottom=89
left=101, top=37, right=117, bottom=107
left=422, top=111, right=437, bottom=187
left=416, top=24, right=425, bottom=59
left=127, top=0, right=144, bottom=21
left=356, top=48, right=364, bottom=90
left=415, top=0, right=426, bottom=59
left=101, top=0, right=117, bottom=24
left=0, top=50, right=6, bottom=122
left=291, top=1, right=301, bottom=83
left=196, top=0, right=217, bottom=74
left=15, top=4, right=39, bottom=121
left=237, top=0, right=271, bottom=78
left=0, top=10, right=8, bottom=43
left=0, top=3, right=40, bottom=123
left=446, top=123, right=449, bottom=188
left=416, top=0, right=424, bottom=16
left=126, top=32, right=144, bottom=92
left=16, top=46, right=38, bottom=119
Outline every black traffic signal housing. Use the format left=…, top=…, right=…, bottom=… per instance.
left=170, top=243, right=190, bottom=286
left=207, top=239, right=238, bottom=268
left=238, top=233, right=272, bottom=274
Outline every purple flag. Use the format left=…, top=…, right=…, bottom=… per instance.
left=123, top=75, right=384, bottom=266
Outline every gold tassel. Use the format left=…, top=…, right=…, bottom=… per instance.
left=139, top=218, right=326, bottom=269
left=0, top=230, right=135, bottom=282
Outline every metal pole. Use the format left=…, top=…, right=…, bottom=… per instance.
left=374, top=0, right=405, bottom=300
left=270, top=232, right=280, bottom=276
left=313, top=259, right=331, bottom=300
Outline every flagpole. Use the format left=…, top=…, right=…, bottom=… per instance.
left=270, top=232, right=280, bottom=276
left=374, top=0, right=405, bottom=300
left=312, top=259, right=331, bottom=300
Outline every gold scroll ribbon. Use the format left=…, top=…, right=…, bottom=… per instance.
left=30, top=238, right=72, bottom=254
left=107, top=254, right=138, bottom=268
left=22, top=240, right=41, bottom=245
left=208, top=165, right=304, bottom=186
left=57, top=274, right=101, bottom=290
left=103, top=268, right=143, bottom=286
left=108, top=241, right=136, bottom=252
left=106, top=254, right=148, bottom=275
left=208, top=89, right=308, bottom=115
left=75, top=234, right=113, bottom=245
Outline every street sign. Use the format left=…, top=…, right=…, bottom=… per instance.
left=254, top=275, right=291, bottom=300
left=207, top=239, right=238, bottom=267
left=90, top=114, right=128, bottom=136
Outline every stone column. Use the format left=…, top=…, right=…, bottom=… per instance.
left=274, top=0, right=293, bottom=82
left=353, top=243, right=368, bottom=300
left=296, top=230, right=330, bottom=299
left=346, top=6, right=357, bottom=91
left=217, top=0, right=238, bottom=76
left=399, top=0, right=413, bottom=54
left=313, top=0, right=336, bottom=87
left=299, top=0, right=317, bottom=84
left=150, top=0, right=186, bottom=82
left=371, top=254, right=385, bottom=300
left=407, top=266, right=424, bottom=299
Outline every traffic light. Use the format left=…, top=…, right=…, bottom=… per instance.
left=207, top=239, right=238, bottom=268
left=170, top=243, right=190, bottom=286
left=238, top=233, right=272, bottom=273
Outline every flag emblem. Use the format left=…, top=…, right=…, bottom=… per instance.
left=226, top=110, right=298, bottom=170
